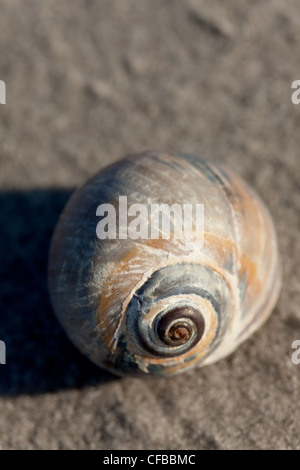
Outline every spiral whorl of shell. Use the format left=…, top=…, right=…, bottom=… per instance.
left=49, top=151, right=281, bottom=377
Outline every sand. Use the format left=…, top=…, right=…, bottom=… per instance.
left=0, top=0, right=299, bottom=449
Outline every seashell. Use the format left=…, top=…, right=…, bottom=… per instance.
left=48, top=150, right=281, bottom=377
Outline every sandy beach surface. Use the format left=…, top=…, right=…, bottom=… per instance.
left=0, top=0, right=299, bottom=449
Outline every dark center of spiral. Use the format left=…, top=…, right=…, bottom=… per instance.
left=167, top=322, right=192, bottom=344
left=156, top=306, right=205, bottom=349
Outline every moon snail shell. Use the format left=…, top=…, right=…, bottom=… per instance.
left=48, top=151, right=281, bottom=377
